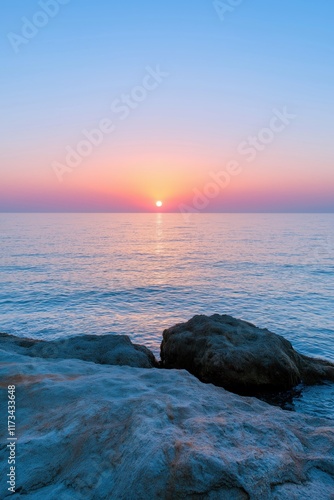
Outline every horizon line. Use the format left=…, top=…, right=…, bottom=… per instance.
left=1, top=211, right=334, bottom=215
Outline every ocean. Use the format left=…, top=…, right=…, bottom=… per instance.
left=1, top=213, right=333, bottom=418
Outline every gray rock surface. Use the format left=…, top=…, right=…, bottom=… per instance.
left=161, top=314, right=334, bottom=393
left=1, top=344, right=334, bottom=499
left=0, top=332, right=157, bottom=368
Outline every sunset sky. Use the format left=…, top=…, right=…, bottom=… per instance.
left=1, top=0, right=334, bottom=212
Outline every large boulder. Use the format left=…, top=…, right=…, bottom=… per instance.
left=0, top=332, right=157, bottom=368
left=160, top=314, right=334, bottom=393
left=0, top=344, right=334, bottom=499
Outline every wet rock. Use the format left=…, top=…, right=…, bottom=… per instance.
left=0, top=332, right=157, bottom=368
left=161, top=314, right=334, bottom=393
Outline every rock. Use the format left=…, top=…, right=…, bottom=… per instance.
left=0, top=343, right=334, bottom=499
left=0, top=332, right=157, bottom=368
left=160, top=314, right=334, bottom=394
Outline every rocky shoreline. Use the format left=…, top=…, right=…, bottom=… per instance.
left=1, top=315, right=334, bottom=498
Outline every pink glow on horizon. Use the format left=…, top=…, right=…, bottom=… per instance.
left=1, top=146, right=333, bottom=212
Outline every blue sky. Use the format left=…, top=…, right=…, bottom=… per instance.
left=1, top=0, right=334, bottom=211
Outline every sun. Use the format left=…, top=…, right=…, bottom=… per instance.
left=155, top=201, right=163, bottom=208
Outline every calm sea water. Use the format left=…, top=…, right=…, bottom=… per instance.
left=1, top=213, right=333, bottom=418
